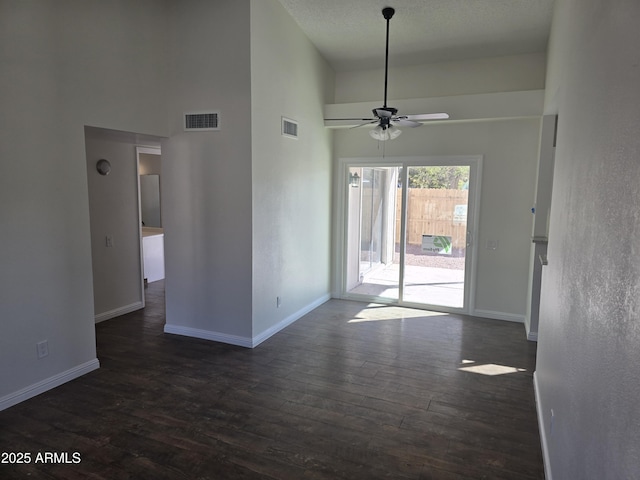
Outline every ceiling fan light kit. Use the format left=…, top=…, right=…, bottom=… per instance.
left=370, top=124, right=402, bottom=141
left=326, top=6, right=449, bottom=141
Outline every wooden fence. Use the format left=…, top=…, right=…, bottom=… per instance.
left=396, top=189, right=469, bottom=249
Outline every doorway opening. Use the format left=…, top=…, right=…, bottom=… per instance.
left=85, top=127, right=164, bottom=323
left=136, top=147, right=164, bottom=288
left=342, top=157, right=481, bottom=314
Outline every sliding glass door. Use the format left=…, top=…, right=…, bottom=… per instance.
left=401, top=165, right=470, bottom=308
left=343, top=158, right=480, bottom=313
left=346, top=167, right=400, bottom=300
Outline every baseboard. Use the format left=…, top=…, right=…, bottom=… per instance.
left=252, top=293, right=331, bottom=347
left=472, top=309, right=525, bottom=323
left=0, top=359, right=100, bottom=412
left=527, top=331, right=539, bottom=342
left=164, top=294, right=331, bottom=349
left=163, top=324, right=253, bottom=348
left=95, top=301, right=144, bottom=323
left=534, top=371, right=553, bottom=480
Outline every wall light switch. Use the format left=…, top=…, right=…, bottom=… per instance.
left=105, top=235, right=114, bottom=247
left=486, top=239, right=499, bottom=250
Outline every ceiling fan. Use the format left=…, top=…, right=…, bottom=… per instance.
left=326, top=7, right=449, bottom=141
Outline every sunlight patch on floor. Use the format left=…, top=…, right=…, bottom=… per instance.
left=458, top=360, right=526, bottom=376
left=348, top=305, right=448, bottom=323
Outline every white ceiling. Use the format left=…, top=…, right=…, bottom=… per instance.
left=277, top=0, right=556, bottom=72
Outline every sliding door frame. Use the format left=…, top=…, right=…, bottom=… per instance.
left=335, top=155, right=483, bottom=315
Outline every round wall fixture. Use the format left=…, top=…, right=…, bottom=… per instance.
left=96, top=159, right=111, bottom=176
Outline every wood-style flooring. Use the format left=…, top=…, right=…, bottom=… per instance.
left=0, top=281, right=544, bottom=479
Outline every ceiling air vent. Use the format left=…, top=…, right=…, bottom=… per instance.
left=282, top=117, right=298, bottom=139
left=184, top=111, right=220, bottom=131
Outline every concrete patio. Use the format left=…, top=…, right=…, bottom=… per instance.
left=348, top=262, right=465, bottom=308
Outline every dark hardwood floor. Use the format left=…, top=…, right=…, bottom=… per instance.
left=0, top=281, right=544, bottom=479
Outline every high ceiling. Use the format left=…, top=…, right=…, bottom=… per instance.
left=277, top=0, right=556, bottom=72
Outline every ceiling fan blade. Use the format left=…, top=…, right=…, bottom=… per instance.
left=324, top=118, right=376, bottom=121
left=350, top=120, right=378, bottom=129
left=399, top=113, right=450, bottom=121
left=324, top=117, right=376, bottom=127
left=393, top=119, right=422, bottom=128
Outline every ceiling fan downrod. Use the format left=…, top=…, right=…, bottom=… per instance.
left=382, top=7, right=395, bottom=109
left=322, top=5, right=449, bottom=141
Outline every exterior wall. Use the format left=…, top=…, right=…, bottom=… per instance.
left=335, top=119, right=540, bottom=320
left=332, top=53, right=546, bottom=321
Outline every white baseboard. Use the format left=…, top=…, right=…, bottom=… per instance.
left=163, top=324, right=253, bottom=348
left=534, top=371, right=553, bottom=480
left=164, top=293, right=331, bottom=349
left=527, top=331, right=539, bottom=342
left=0, top=359, right=100, bottom=412
left=472, top=309, right=525, bottom=323
left=252, top=294, right=331, bottom=347
left=95, top=301, right=144, bottom=324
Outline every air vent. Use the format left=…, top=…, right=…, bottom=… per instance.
left=282, top=117, right=298, bottom=138
left=184, top=111, right=220, bottom=131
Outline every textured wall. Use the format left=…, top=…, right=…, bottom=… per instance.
left=85, top=129, right=146, bottom=318
left=250, top=0, right=334, bottom=338
left=334, top=118, right=540, bottom=320
left=0, top=0, right=168, bottom=404
left=335, top=53, right=547, bottom=103
left=536, top=0, right=640, bottom=478
left=163, top=0, right=254, bottom=339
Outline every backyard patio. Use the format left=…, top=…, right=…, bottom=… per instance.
left=349, top=245, right=466, bottom=308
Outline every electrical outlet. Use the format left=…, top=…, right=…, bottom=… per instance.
left=37, top=340, right=49, bottom=359
left=486, top=239, right=499, bottom=250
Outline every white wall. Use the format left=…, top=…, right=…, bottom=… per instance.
left=0, top=0, right=551, bottom=414
left=162, top=0, right=254, bottom=342
left=139, top=153, right=162, bottom=176
left=85, top=128, right=151, bottom=321
left=333, top=54, right=544, bottom=320
left=0, top=0, right=333, bottom=408
left=0, top=0, right=169, bottom=408
left=335, top=52, right=546, bottom=103
left=250, top=0, right=334, bottom=340
left=162, top=0, right=334, bottom=346
left=536, top=0, right=640, bottom=478
left=335, top=119, right=539, bottom=320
